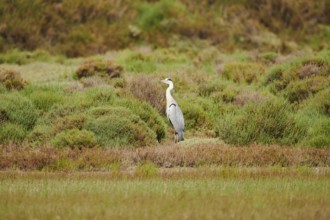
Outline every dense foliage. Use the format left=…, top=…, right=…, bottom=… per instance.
left=0, top=0, right=329, bottom=148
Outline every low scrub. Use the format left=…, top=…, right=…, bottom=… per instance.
left=127, top=75, right=165, bottom=113
left=181, top=99, right=211, bottom=130
left=0, top=93, right=38, bottom=131
left=217, top=98, right=305, bottom=145
left=294, top=110, right=330, bottom=148
left=222, top=62, right=265, bottom=84
left=85, top=106, right=157, bottom=147
left=23, top=85, right=65, bottom=112
left=52, top=129, right=97, bottom=149
left=263, top=54, right=330, bottom=104
left=116, top=99, right=167, bottom=142
left=0, top=49, right=60, bottom=65
left=0, top=123, right=26, bottom=144
left=76, top=59, right=123, bottom=79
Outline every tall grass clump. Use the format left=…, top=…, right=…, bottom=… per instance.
left=217, top=98, right=305, bottom=145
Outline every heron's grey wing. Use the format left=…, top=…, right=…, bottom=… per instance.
left=168, top=105, right=185, bottom=133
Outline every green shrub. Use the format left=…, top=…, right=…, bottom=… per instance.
left=295, top=110, right=330, bottom=148
left=117, top=99, right=167, bottom=142
left=0, top=68, right=26, bottom=90
left=0, top=123, right=27, bottom=144
left=222, top=62, right=265, bottom=84
left=181, top=100, right=210, bottom=130
left=303, top=89, right=330, bottom=116
left=305, top=135, right=330, bottom=148
left=24, top=87, right=65, bottom=112
left=263, top=55, right=330, bottom=103
left=0, top=49, right=55, bottom=65
left=52, top=129, right=97, bottom=149
left=45, top=87, right=114, bottom=121
left=79, top=87, right=115, bottom=108
left=85, top=106, right=157, bottom=147
left=217, top=98, right=305, bottom=145
left=0, top=93, right=38, bottom=130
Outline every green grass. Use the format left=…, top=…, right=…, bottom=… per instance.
left=0, top=169, right=329, bottom=220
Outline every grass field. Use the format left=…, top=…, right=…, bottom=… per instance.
left=0, top=168, right=329, bottom=220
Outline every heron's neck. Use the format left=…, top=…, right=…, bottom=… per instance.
left=166, top=83, right=175, bottom=105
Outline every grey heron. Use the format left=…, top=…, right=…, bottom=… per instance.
left=161, top=78, right=185, bottom=142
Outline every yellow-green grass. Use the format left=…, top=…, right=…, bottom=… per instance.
left=0, top=168, right=329, bottom=220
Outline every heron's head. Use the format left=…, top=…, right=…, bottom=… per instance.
left=161, top=78, right=173, bottom=85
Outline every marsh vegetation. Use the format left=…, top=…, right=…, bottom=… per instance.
left=0, top=1, right=329, bottom=218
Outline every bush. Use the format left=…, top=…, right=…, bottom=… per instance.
left=0, top=68, right=26, bottom=90
left=0, top=49, right=61, bottom=65
left=222, top=62, right=265, bottom=84
left=304, top=89, right=330, bottom=116
left=233, top=90, right=267, bottom=106
left=180, top=100, right=210, bottom=130
left=263, top=55, right=330, bottom=103
left=247, top=0, right=327, bottom=35
left=295, top=110, right=330, bottom=148
left=0, top=93, right=38, bottom=130
left=217, top=98, right=305, bottom=145
left=117, top=99, right=167, bottom=142
left=24, top=86, right=65, bottom=112
left=76, top=59, right=123, bottom=79
left=0, top=123, right=27, bottom=144
left=52, top=114, right=87, bottom=134
left=52, top=129, right=97, bottom=149
left=127, top=75, right=165, bottom=113
left=85, top=106, right=157, bottom=147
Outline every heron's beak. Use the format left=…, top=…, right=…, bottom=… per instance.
left=161, top=80, right=166, bottom=84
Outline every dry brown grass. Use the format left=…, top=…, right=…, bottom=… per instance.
left=76, top=59, right=123, bottom=79
left=126, top=75, right=166, bottom=113
left=0, top=68, right=26, bottom=90
left=0, top=143, right=329, bottom=171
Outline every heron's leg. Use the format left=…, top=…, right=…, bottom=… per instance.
left=174, top=132, right=178, bottom=143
